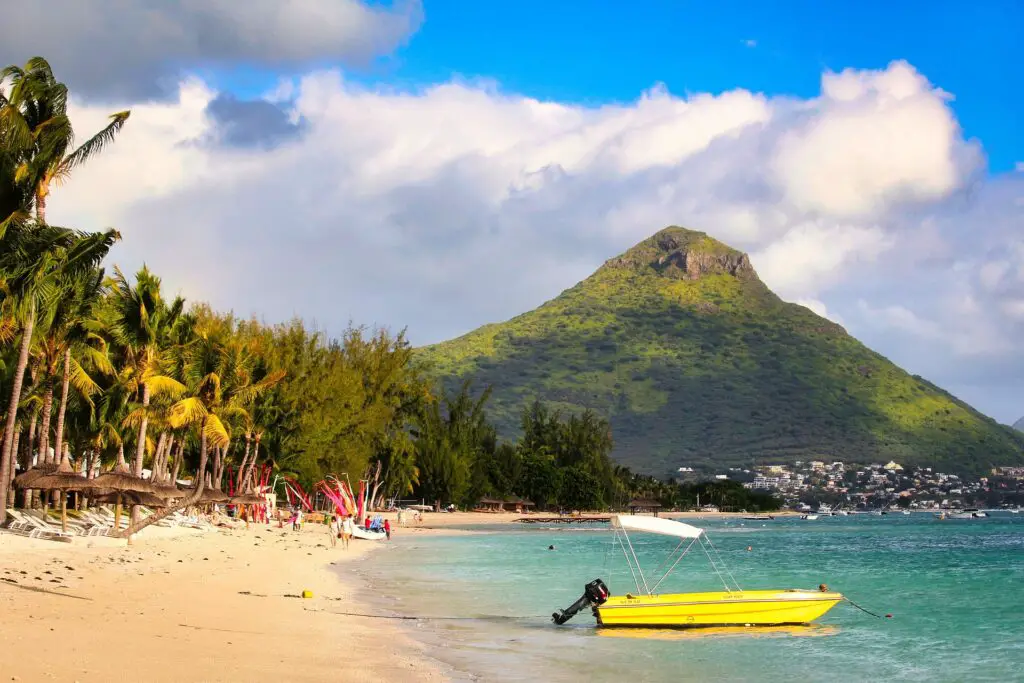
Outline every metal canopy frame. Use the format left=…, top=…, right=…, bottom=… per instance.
left=613, top=525, right=743, bottom=595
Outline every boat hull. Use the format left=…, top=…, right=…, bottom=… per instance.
left=595, top=590, right=843, bottom=628
left=351, top=526, right=387, bottom=541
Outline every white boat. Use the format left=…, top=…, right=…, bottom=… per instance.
left=816, top=504, right=833, bottom=516
left=351, top=526, right=387, bottom=540
left=948, top=509, right=986, bottom=520
left=800, top=514, right=819, bottom=520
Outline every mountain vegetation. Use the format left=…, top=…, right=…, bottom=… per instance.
left=418, top=228, right=1024, bottom=477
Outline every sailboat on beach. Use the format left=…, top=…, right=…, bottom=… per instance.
left=552, top=515, right=843, bottom=628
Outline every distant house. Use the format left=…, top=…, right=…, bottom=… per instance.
left=884, top=461, right=904, bottom=472
left=474, top=496, right=536, bottom=513
left=475, top=497, right=506, bottom=512
left=628, top=498, right=663, bottom=517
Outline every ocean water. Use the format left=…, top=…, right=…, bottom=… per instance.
left=356, top=514, right=1024, bottom=682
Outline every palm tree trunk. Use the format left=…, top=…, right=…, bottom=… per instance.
left=35, top=192, right=46, bottom=224
left=236, top=432, right=253, bottom=490
left=25, top=410, right=38, bottom=508
left=133, top=382, right=151, bottom=476
left=212, top=445, right=222, bottom=490
left=117, top=416, right=209, bottom=539
left=170, top=440, right=183, bottom=484
left=244, top=435, right=262, bottom=492
left=52, top=348, right=72, bottom=468
left=0, top=306, right=35, bottom=524
left=162, top=434, right=175, bottom=481
left=129, top=382, right=152, bottom=527
left=38, top=382, right=54, bottom=465
left=153, top=431, right=167, bottom=481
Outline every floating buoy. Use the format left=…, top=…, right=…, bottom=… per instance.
left=302, top=590, right=314, bottom=599
left=885, top=613, right=893, bottom=619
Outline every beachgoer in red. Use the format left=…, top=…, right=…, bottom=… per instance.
left=384, top=519, right=391, bottom=540
left=364, top=516, right=371, bottom=530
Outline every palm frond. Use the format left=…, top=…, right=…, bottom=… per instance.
left=169, top=396, right=207, bottom=428
left=59, top=111, right=130, bottom=175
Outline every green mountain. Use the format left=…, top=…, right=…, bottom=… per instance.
left=418, top=227, right=1024, bottom=477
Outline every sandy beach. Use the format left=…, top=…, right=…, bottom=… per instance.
left=1, top=509, right=797, bottom=682
left=0, top=518, right=453, bottom=683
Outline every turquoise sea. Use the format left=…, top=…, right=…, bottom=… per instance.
left=355, top=514, right=1024, bottom=682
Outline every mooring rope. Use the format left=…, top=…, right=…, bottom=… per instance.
left=843, top=597, right=892, bottom=619
left=304, top=608, right=544, bottom=621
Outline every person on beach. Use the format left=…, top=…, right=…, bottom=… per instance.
left=342, top=514, right=354, bottom=549
left=364, top=515, right=371, bottom=530
left=384, top=519, right=391, bottom=540
left=328, top=514, right=339, bottom=547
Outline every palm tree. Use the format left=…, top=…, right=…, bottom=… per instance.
left=106, top=266, right=185, bottom=478
left=115, top=324, right=282, bottom=538
left=2, top=58, right=129, bottom=223
left=0, top=57, right=128, bottom=522
left=0, top=225, right=118, bottom=521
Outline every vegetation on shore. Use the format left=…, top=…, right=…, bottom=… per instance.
left=419, top=228, right=1024, bottom=478
left=0, top=57, right=662, bottom=524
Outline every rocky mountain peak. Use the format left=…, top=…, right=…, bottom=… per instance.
left=604, top=226, right=755, bottom=280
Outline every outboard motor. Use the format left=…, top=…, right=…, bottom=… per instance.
left=552, top=578, right=609, bottom=625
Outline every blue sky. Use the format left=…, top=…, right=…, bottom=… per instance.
left=214, top=0, right=1024, bottom=172
left=9, top=0, right=1024, bottom=422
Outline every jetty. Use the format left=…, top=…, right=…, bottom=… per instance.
left=516, top=516, right=611, bottom=524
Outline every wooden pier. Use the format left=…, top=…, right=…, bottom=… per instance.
left=516, top=516, right=611, bottom=524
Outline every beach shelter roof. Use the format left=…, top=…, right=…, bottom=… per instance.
left=12, top=461, right=58, bottom=489
left=199, top=488, right=230, bottom=503
left=27, top=450, right=92, bottom=491
left=628, top=498, right=663, bottom=508
left=231, top=493, right=265, bottom=505
left=612, top=514, right=703, bottom=539
left=90, top=447, right=155, bottom=494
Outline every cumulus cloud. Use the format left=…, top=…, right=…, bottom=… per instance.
left=0, top=0, right=423, bottom=99
left=43, top=60, right=1024, bottom=421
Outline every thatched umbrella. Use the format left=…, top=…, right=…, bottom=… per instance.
left=22, top=448, right=92, bottom=532
left=150, top=480, right=183, bottom=500
left=200, top=488, right=230, bottom=504
left=90, top=445, right=156, bottom=529
left=12, top=460, right=58, bottom=491
left=231, top=492, right=264, bottom=505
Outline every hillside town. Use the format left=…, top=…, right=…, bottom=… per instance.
left=679, top=460, right=1024, bottom=510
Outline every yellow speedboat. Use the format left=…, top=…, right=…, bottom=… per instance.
left=552, top=515, right=844, bottom=629
left=596, top=588, right=843, bottom=627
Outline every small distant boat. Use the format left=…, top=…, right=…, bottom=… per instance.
left=743, top=514, right=774, bottom=521
left=834, top=509, right=849, bottom=516
left=800, top=514, right=819, bottom=521
left=816, top=504, right=833, bottom=516
left=552, top=515, right=844, bottom=628
left=947, top=508, right=987, bottom=520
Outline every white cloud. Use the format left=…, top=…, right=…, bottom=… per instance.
left=0, top=0, right=423, bottom=98
left=772, top=61, right=982, bottom=218
left=43, top=60, right=1024, bottom=422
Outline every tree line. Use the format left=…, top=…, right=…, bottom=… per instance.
left=0, top=57, right=780, bottom=532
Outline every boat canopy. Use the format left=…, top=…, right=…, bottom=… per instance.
left=611, top=514, right=703, bottom=539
